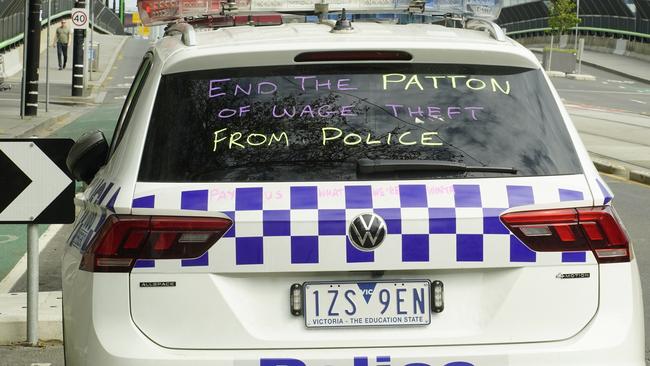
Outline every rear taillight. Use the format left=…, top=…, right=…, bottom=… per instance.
left=80, top=215, right=232, bottom=272
left=501, top=206, right=630, bottom=264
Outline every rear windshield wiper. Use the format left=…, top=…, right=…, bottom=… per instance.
left=357, top=159, right=518, bottom=175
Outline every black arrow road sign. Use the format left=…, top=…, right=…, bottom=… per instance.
left=0, top=139, right=75, bottom=224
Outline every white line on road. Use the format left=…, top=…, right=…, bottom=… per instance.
left=0, top=225, right=63, bottom=293
left=607, top=79, right=635, bottom=84
left=124, top=75, right=135, bottom=80
left=31, top=363, right=52, bottom=366
left=556, top=89, right=648, bottom=95
left=114, top=95, right=127, bottom=100
left=110, top=83, right=131, bottom=88
left=631, top=99, right=648, bottom=104
left=0, top=235, right=19, bottom=244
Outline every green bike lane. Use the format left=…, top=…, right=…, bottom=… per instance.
left=0, top=105, right=120, bottom=284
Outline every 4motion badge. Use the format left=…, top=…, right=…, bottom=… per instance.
left=556, top=273, right=591, bottom=279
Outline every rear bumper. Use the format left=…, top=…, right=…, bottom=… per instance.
left=63, top=261, right=645, bottom=366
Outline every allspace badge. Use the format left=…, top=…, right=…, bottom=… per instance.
left=139, top=281, right=177, bottom=287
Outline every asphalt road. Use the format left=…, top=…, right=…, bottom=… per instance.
left=548, top=61, right=650, bottom=116
left=549, top=64, right=650, bottom=172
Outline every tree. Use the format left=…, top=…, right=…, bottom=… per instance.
left=548, top=0, right=581, bottom=37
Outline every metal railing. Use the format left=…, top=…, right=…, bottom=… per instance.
left=500, top=15, right=650, bottom=40
left=0, top=0, right=124, bottom=51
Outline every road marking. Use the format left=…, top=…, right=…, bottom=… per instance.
left=557, top=89, right=647, bottom=95
left=124, top=75, right=135, bottom=80
left=31, top=363, right=52, bottom=366
left=607, top=79, right=635, bottom=84
left=114, top=95, right=127, bottom=100
left=564, top=103, right=627, bottom=113
left=0, top=235, right=18, bottom=244
left=0, top=225, right=63, bottom=293
left=631, top=99, right=647, bottom=104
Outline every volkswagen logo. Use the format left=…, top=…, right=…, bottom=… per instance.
left=348, top=213, right=387, bottom=251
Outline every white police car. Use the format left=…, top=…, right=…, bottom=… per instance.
left=62, top=0, right=644, bottom=364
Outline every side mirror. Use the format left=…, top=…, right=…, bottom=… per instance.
left=66, top=130, right=109, bottom=184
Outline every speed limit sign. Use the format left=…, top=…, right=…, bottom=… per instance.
left=71, top=8, right=88, bottom=29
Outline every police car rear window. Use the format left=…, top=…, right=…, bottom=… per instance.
left=139, top=64, right=583, bottom=182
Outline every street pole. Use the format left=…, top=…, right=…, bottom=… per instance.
left=119, top=0, right=124, bottom=24
left=71, top=0, right=85, bottom=96
left=88, top=0, right=93, bottom=82
left=548, top=34, right=554, bottom=72
left=20, top=0, right=29, bottom=118
left=45, top=0, right=51, bottom=112
left=24, top=0, right=43, bottom=116
left=578, top=38, right=585, bottom=74
left=26, top=224, right=39, bottom=346
left=574, top=0, right=580, bottom=51
left=83, top=0, right=89, bottom=89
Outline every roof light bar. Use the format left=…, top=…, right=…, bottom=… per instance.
left=138, top=0, right=502, bottom=26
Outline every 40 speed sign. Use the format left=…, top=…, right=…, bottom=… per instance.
left=71, top=8, right=89, bottom=29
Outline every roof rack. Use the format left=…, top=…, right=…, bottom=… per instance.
left=464, top=18, right=506, bottom=42
left=164, top=22, right=197, bottom=46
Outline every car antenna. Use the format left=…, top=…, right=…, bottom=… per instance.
left=332, top=8, right=354, bottom=33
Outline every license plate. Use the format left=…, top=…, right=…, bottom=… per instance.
left=303, top=280, right=431, bottom=328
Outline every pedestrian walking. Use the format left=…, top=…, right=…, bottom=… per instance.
left=52, top=20, right=71, bottom=70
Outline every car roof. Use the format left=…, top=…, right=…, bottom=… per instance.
left=152, top=22, right=541, bottom=74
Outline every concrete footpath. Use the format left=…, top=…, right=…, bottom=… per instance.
left=531, top=47, right=650, bottom=84
left=579, top=50, right=650, bottom=84
left=0, top=31, right=128, bottom=138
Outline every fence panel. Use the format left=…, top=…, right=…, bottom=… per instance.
left=501, top=14, right=650, bottom=41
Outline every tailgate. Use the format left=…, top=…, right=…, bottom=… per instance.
left=129, top=175, right=599, bottom=349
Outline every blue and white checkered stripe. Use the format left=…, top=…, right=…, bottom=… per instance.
left=131, top=175, right=596, bottom=272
